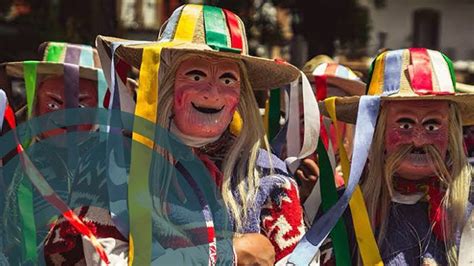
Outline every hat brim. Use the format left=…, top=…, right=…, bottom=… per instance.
left=97, top=35, right=300, bottom=90
left=319, top=94, right=474, bottom=126
left=2, top=61, right=100, bottom=81
left=325, top=76, right=366, bottom=96
left=303, top=73, right=366, bottom=97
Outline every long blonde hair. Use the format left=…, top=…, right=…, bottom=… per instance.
left=153, top=51, right=270, bottom=232
left=361, top=102, right=472, bottom=265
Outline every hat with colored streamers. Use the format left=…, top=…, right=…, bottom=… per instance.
left=320, top=48, right=474, bottom=125
left=312, top=62, right=366, bottom=100
left=96, top=4, right=301, bottom=90
left=1, top=42, right=108, bottom=119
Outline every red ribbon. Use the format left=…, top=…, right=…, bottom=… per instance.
left=223, top=9, right=243, bottom=51
left=4, top=105, right=110, bottom=264
left=409, top=48, right=433, bottom=94
left=315, top=76, right=328, bottom=101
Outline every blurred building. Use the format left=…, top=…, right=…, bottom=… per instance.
left=361, top=0, right=474, bottom=61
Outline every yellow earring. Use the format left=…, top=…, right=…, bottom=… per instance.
left=229, top=111, right=243, bottom=136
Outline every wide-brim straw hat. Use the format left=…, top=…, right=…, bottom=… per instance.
left=96, top=4, right=300, bottom=90
left=0, top=42, right=107, bottom=121
left=302, top=55, right=334, bottom=77
left=1, top=42, right=103, bottom=81
left=320, top=48, right=474, bottom=125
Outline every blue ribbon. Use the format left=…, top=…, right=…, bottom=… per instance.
left=79, top=45, right=94, bottom=68
left=104, top=40, right=153, bottom=238
left=383, top=50, right=403, bottom=96
left=287, top=96, right=381, bottom=265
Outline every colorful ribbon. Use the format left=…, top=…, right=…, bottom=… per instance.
left=383, top=50, right=403, bottom=96
left=326, top=97, right=383, bottom=265
left=285, top=73, right=320, bottom=174
left=409, top=48, right=433, bottom=94
left=5, top=105, right=110, bottom=264
left=288, top=96, right=381, bottom=265
left=317, top=141, right=351, bottom=266
left=128, top=42, right=176, bottom=265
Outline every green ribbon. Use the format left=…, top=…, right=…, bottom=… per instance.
left=268, top=88, right=280, bottom=141
left=441, top=53, right=457, bottom=90
left=202, top=6, right=239, bottom=53
left=23, top=61, right=38, bottom=118
left=45, top=42, right=66, bottom=63
left=18, top=61, right=39, bottom=263
left=318, top=140, right=351, bottom=265
left=18, top=176, right=37, bottom=263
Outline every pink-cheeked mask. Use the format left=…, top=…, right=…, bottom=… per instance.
left=173, top=56, right=241, bottom=139
left=384, top=100, right=450, bottom=181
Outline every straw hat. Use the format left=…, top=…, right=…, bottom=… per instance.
left=311, top=62, right=366, bottom=97
left=2, top=42, right=103, bottom=81
left=0, top=42, right=107, bottom=121
left=320, top=48, right=474, bottom=125
left=302, top=55, right=334, bottom=77
left=96, top=4, right=300, bottom=90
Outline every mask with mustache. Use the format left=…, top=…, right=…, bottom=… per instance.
left=383, top=100, right=450, bottom=181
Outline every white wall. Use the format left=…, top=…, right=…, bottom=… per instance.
left=362, top=0, right=474, bottom=60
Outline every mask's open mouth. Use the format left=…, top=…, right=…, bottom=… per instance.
left=406, top=147, right=430, bottom=164
left=410, top=148, right=426, bottom=155
left=192, top=102, right=225, bottom=114
left=51, top=119, right=68, bottom=130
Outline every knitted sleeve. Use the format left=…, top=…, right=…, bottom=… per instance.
left=260, top=176, right=305, bottom=262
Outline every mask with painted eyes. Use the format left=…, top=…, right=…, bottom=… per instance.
left=172, top=56, right=241, bottom=141
left=35, top=75, right=98, bottom=140
left=383, top=100, right=450, bottom=180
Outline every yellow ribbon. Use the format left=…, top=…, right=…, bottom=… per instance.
left=128, top=42, right=175, bottom=265
left=174, top=4, right=203, bottom=42
left=325, top=97, right=384, bottom=266
left=368, top=52, right=386, bottom=95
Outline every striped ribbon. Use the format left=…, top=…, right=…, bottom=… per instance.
left=288, top=96, right=381, bottom=265
left=325, top=97, right=383, bottom=265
